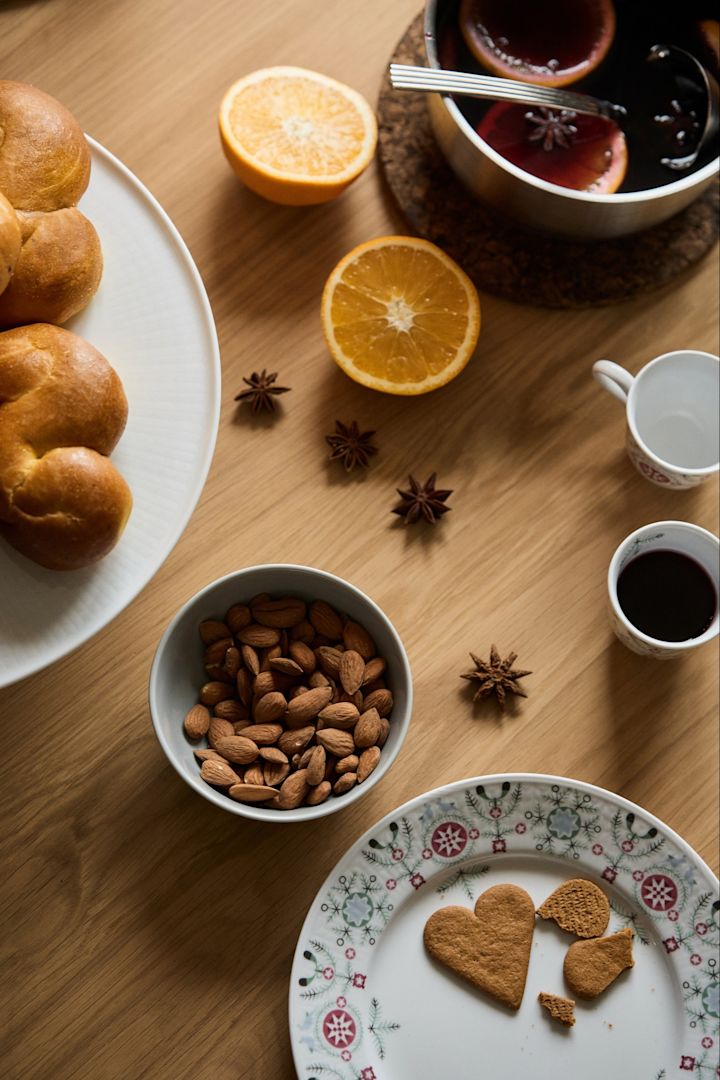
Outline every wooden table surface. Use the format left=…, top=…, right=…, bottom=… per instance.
left=1, top=2, right=718, bottom=1077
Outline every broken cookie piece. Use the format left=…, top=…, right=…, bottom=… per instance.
left=539, top=991, right=576, bottom=1027
left=537, top=879, right=610, bottom=938
left=564, top=927, right=634, bottom=998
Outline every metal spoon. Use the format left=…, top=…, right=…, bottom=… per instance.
left=647, top=44, right=720, bottom=170
left=389, top=63, right=627, bottom=123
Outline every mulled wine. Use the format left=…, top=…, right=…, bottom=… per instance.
left=436, top=0, right=719, bottom=193
left=616, top=549, right=717, bottom=641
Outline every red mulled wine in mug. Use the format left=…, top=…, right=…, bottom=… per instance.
left=616, top=549, right=718, bottom=641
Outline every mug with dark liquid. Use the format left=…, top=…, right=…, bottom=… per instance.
left=608, top=521, right=719, bottom=658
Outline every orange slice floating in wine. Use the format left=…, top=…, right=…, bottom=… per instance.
left=459, top=0, right=616, bottom=88
left=476, top=102, right=628, bottom=193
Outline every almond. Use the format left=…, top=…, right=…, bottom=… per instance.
left=261, top=644, right=283, bottom=671
left=315, top=646, right=343, bottom=677
left=361, top=657, right=386, bottom=687
left=213, top=699, right=248, bottom=723
left=298, top=746, right=315, bottom=769
left=309, top=599, right=343, bottom=639
left=286, top=685, right=333, bottom=727
left=193, top=748, right=228, bottom=763
left=233, top=720, right=252, bottom=735
left=228, top=782, right=278, bottom=803
left=236, top=668, right=253, bottom=706
left=238, top=723, right=282, bottom=746
left=333, top=772, right=357, bottom=796
left=339, top=650, right=365, bottom=694
left=223, top=646, right=241, bottom=679
left=263, top=760, right=290, bottom=786
left=253, top=670, right=295, bottom=697
left=305, top=781, right=332, bottom=806
left=353, top=707, right=382, bottom=748
left=251, top=596, right=307, bottom=628
left=278, top=769, right=310, bottom=810
left=288, top=641, right=317, bottom=673
left=200, top=758, right=241, bottom=786
left=306, top=745, right=326, bottom=786
left=278, top=726, right=315, bottom=756
left=290, top=619, right=315, bottom=643
left=316, top=728, right=355, bottom=758
left=244, top=763, right=266, bottom=786
left=208, top=717, right=235, bottom=748
left=199, top=619, right=232, bottom=645
left=259, top=747, right=288, bottom=764
left=343, top=620, right=376, bottom=660
left=237, top=624, right=281, bottom=648
left=214, top=735, right=259, bottom=764
left=241, top=644, right=260, bottom=675
left=253, top=691, right=288, bottom=724
left=377, top=717, right=390, bottom=747
left=269, top=657, right=304, bottom=676
left=308, top=670, right=330, bottom=688
left=204, top=637, right=234, bottom=665
left=289, top=684, right=310, bottom=699
left=363, top=688, right=393, bottom=717
left=335, top=754, right=359, bottom=775
left=225, top=603, right=251, bottom=634
left=200, top=681, right=236, bottom=707
left=317, top=701, right=360, bottom=730
left=357, top=746, right=381, bottom=783
left=183, top=703, right=210, bottom=740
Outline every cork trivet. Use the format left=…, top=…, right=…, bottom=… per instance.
left=377, top=13, right=719, bottom=308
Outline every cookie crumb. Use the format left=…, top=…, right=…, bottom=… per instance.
left=538, top=991, right=575, bottom=1027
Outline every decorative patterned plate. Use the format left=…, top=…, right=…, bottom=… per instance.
left=289, top=774, right=719, bottom=1080
left=0, top=138, right=220, bottom=688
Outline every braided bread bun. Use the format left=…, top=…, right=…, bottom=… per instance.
left=0, top=208, right=103, bottom=328
left=0, top=323, right=132, bottom=570
left=0, top=81, right=91, bottom=211
left=0, top=81, right=102, bottom=326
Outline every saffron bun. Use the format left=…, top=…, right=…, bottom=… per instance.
left=0, top=80, right=91, bottom=212
left=0, top=323, right=132, bottom=570
left=0, top=81, right=102, bottom=326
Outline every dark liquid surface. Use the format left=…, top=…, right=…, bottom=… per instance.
left=437, top=0, right=719, bottom=191
left=617, top=549, right=717, bottom=641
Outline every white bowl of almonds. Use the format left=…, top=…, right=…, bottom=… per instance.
left=149, top=564, right=412, bottom=821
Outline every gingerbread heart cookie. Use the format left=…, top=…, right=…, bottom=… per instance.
left=423, top=883, right=535, bottom=1009
left=563, top=927, right=635, bottom=998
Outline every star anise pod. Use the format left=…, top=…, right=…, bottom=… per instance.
left=461, top=646, right=532, bottom=711
left=392, top=473, right=452, bottom=525
left=525, top=107, right=578, bottom=151
left=234, top=369, right=290, bottom=414
left=326, top=420, right=378, bottom=471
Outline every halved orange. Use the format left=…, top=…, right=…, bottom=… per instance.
left=321, top=237, right=481, bottom=395
left=218, top=67, right=377, bottom=205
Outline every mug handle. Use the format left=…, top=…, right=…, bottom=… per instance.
left=592, top=360, right=634, bottom=404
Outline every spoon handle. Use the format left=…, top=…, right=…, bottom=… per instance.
left=389, top=64, right=623, bottom=122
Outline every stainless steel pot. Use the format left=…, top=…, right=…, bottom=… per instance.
left=424, top=0, right=719, bottom=240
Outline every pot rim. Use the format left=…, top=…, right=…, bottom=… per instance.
left=423, top=0, right=720, bottom=206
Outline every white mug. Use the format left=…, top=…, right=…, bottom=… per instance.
left=608, top=520, right=719, bottom=658
left=593, top=350, right=719, bottom=488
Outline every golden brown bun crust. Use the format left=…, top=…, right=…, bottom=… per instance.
left=0, top=323, right=132, bottom=570
left=0, top=208, right=103, bottom=328
left=0, top=81, right=91, bottom=211
left=0, top=191, right=21, bottom=294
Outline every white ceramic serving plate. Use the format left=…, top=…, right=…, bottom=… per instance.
left=290, top=773, right=719, bottom=1079
left=0, top=138, right=221, bottom=689
left=149, top=564, right=413, bottom=823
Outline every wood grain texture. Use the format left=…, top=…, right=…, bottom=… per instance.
left=1, top=2, right=718, bottom=1078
